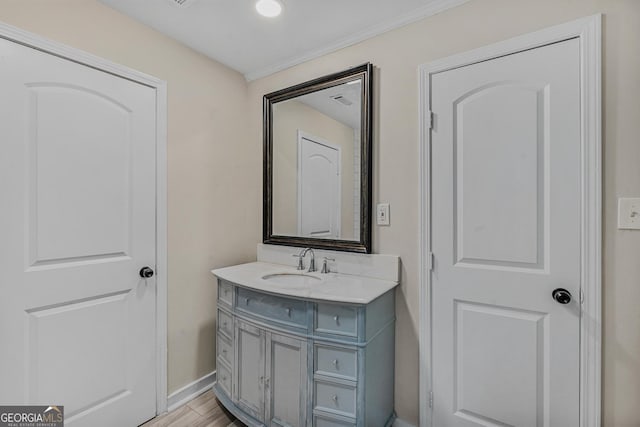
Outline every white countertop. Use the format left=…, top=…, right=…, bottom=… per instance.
left=211, top=262, right=399, bottom=304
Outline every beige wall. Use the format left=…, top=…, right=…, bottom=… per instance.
left=248, top=0, right=640, bottom=425
left=0, top=0, right=260, bottom=394
left=272, top=100, right=356, bottom=239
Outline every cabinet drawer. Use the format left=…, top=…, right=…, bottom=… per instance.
left=218, top=280, right=233, bottom=306
left=217, top=333, right=233, bottom=367
left=315, top=304, right=358, bottom=338
left=218, top=309, right=233, bottom=340
left=314, top=380, right=357, bottom=418
left=236, top=287, right=307, bottom=329
left=315, top=344, right=357, bottom=381
left=217, top=361, right=232, bottom=396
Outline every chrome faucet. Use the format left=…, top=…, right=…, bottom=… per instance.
left=293, top=248, right=316, bottom=272
left=321, top=257, right=335, bottom=274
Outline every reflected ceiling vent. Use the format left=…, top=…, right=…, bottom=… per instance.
left=167, top=0, right=199, bottom=8
left=330, top=94, right=353, bottom=106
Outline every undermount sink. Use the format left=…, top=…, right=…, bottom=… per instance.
left=261, top=272, right=322, bottom=287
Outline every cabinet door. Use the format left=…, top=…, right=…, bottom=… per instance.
left=265, top=332, right=308, bottom=427
left=235, top=319, right=266, bottom=422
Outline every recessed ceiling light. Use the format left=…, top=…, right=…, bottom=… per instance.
left=255, top=0, right=283, bottom=18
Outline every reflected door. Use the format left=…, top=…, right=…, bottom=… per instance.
left=430, top=39, right=581, bottom=426
left=0, top=37, right=157, bottom=426
left=297, top=133, right=341, bottom=238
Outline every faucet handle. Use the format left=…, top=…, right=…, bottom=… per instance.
left=321, top=257, right=336, bottom=274
left=292, top=253, right=305, bottom=270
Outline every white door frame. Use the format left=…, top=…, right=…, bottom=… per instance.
left=0, top=22, right=169, bottom=415
left=418, top=15, right=601, bottom=427
left=296, top=130, right=342, bottom=238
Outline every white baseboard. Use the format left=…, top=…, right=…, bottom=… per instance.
left=393, top=418, right=417, bottom=427
left=167, top=371, right=216, bottom=412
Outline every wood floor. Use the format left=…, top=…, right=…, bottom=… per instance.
left=141, top=390, right=243, bottom=427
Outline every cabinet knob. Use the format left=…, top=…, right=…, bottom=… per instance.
left=332, top=395, right=339, bottom=404
left=332, top=359, right=339, bottom=368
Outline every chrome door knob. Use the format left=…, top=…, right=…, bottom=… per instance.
left=139, top=267, right=154, bottom=278
left=552, top=288, right=572, bottom=304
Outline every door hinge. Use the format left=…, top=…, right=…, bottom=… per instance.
left=429, top=391, right=433, bottom=408
left=427, top=111, right=434, bottom=130
left=427, top=252, right=434, bottom=271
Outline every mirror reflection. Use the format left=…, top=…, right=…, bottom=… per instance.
left=264, top=63, right=372, bottom=253
left=271, top=80, right=362, bottom=241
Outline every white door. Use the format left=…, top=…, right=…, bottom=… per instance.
left=298, top=133, right=341, bottom=238
left=430, top=39, right=581, bottom=426
left=0, top=37, right=157, bottom=426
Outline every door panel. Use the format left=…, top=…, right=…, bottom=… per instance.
left=27, top=84, right=132, bottom=264
left=235, top=320, right=265, bottom=422
left=430, top=39, right=581, bottom=426
left=266, top=333, right=307, bottom=427
left=453, top=83, right=546, bottom=269
left=0, top=36, right=157, bottom=427
left=298, top=134, right=340, bottom=238
left=453, top=301, right=548, bottom=426
left=27, top=292, right=131, bottom=412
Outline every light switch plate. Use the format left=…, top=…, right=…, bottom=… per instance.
left=377, top=203, right=390, bottom=226
left=618, top=198, right=640, bottom=229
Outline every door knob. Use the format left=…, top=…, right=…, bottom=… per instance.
left=552, top=288, right=572, bottom=304
left=139, top=267, right=154, bottom=278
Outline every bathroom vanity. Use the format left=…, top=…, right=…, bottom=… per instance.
left=217, top=63, right=393, bottom=426
left=211, top=256, right=398, bottom=427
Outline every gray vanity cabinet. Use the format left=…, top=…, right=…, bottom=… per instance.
left=214, top=278, right=395, bottom=427
left=232, top=318, right=308, bottom=426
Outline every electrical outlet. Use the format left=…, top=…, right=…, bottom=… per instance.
left=618, top=198, right=640, bottom=230
left=377, top=203, right=390, bottom=226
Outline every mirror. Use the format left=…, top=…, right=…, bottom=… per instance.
left=263, top=63, right=373, bottom=253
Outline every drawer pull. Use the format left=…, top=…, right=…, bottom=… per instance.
left=224, top=289, right=229, bottom=295
left=333, top=315, right=340, bottom=325
left=285, top=307, right=291, bottom=317
left=332, top=394, right=339, bottom=404
left=245, top=298, right=251, bottom=305
left=332, top=359, right=339, bottom=368
left=222, top=349, right=227, bottom=355
left=222, top=375, right=227, bottom=381
left=223, top=321, right=228, bottom=328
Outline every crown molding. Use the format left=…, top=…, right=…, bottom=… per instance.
left=244, top=0, right=471, bottom=81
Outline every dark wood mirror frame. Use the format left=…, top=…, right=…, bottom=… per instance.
left=263, top=63, right=373, bottom=253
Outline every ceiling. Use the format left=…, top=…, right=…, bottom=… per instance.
left=297, top=81, right=362, bottom=130
left=98, top=0, right=469, bottom=81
